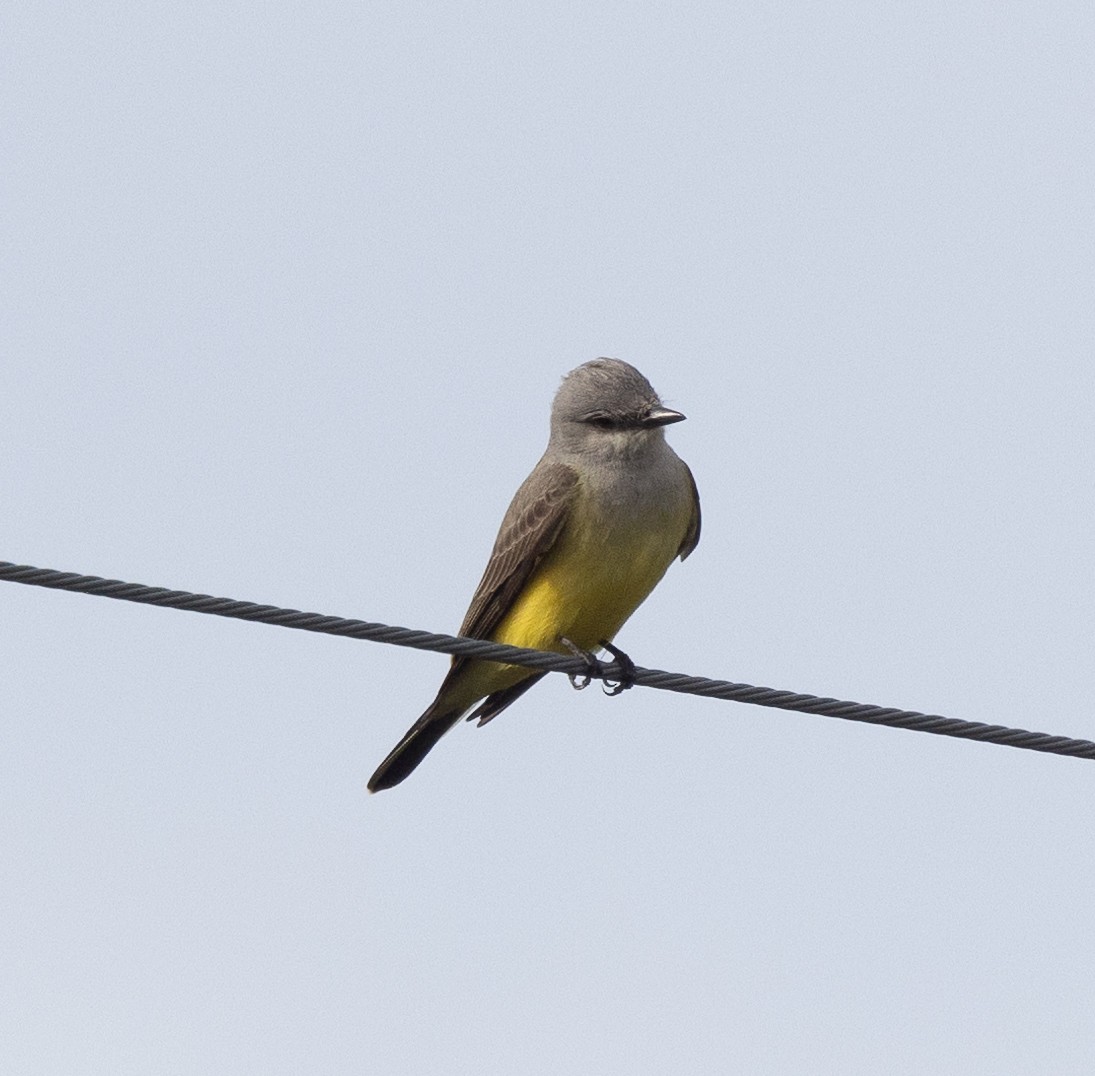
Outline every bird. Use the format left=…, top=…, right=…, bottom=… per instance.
left=367, top=357, right=700, bottom=791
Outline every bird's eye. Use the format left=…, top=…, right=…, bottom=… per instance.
left=585, top=413, right=618, bottom=429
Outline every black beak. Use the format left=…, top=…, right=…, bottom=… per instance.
left=642, top=407, right=686, bottom=428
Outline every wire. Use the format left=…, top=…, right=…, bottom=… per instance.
left=2, top=559, right=1093, bottom=762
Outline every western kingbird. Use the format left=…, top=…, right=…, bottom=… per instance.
left=367, top=358, right=700, bottom=792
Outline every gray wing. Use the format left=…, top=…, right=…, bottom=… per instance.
left=457, top=458, right=581, bottom=642
left=677, top=463, right=701, bottom=561
left=367, top=460, right=580, bottom=791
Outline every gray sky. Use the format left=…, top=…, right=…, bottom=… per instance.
left=4, top=3, right=1095, bottom=1073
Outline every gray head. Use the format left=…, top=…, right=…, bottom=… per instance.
left=548, top=357, right=685, bottom=457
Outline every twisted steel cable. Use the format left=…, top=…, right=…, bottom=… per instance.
left=2, top=560, right=1093, bottom=761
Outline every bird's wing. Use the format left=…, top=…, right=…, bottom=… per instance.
left=677, top=463, right=702, bottom=560
left=456, top=458, right=581, bottom=642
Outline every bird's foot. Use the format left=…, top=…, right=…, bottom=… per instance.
left=559, top=636, right=599, bottom=691
left=598, top=640, right=636, bottom=696
left=558, top=637, right=636, bottom=696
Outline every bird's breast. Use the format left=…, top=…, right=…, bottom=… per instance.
left=491, top=460, right=692, bottom=654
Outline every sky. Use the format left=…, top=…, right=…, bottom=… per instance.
left=3, top=2, right=1095, bottom=1073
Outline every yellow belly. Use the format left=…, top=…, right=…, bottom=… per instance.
left=493, top=489, right=687, bottom=653
left=442, top=479, right=691, bottom=711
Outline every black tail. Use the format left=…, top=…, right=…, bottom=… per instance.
left=367, top=708, right=462, bottom=793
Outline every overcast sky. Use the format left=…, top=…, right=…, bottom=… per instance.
left=4, top=3, right=1095, bottom=1073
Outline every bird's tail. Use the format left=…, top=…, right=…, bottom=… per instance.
left=367, top=704, right=463, bottom=793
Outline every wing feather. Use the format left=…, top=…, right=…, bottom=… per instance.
left=457, top=458, right=580, bottom=643
left=677, top=463, right=702, bottom=560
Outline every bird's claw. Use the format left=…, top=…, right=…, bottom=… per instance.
left=599, top=640, right=636, bottom=696
left=559, top=636, right=598, bottom=690
left=558, top=637, right=636, bottom=696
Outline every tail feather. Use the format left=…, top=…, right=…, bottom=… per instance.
left=368, top=672, right=544, bottom=792
left=367, top=708, right=463, bottom=792
left=466, top=673, right=546, bottom=726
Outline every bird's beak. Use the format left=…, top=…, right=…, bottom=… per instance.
left=642, top=407, right=686, bottom=428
